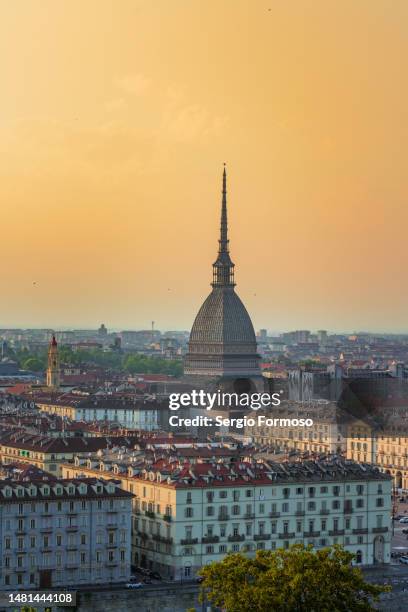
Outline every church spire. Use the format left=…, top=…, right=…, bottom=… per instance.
left=46, top=333, right=60, bottom=389
left=212, top=164, right=235, bottom=287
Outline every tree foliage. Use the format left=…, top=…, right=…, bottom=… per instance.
left=198, top=545, right=389, bottom=612
left=12, top=346, right=183, bottom=377
left=21, top=357, right=44, bottom=372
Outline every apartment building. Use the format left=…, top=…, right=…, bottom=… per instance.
left=347, top=418, right=408, bottom=489
left=62, top=456, right=391, bottom=578
left=0, top=477, right=133, bottom=590
left=34, top=393, right=162, bottom=430
left=0, top=432, right=113, bottom=475
left=248, top=402, right=346, bottom=455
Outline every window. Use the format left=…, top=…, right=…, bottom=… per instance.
left=356, top=499, right=364, bottom=508
left=233, top=491, right=240, bottom=501
left=246, top=490, right=252, bottom=498
left=232, top=544, right=240, bottom=552
left=296, top=487, right=303, bottom=495
left=333, top=486, right=340, bottom=497
left=356, top=550, right=363, bottom=564
left=185, top=507, right=193, bottom=518
left=308, top=487, right=315, bottom=498
left=282, top=503, right=289, bottom=513
left=219, top=544, right=227, bottom=553
left=320, top=486, right=328, bottom=494
left=232, top=505, right=240, bottom=516
left=206, top=545, right=214, bottom=554
left=206, top=506, right=214, bottom=516
left=332, top=500, right=340, bottom=510
left=376, top=498, right=384, bottom=508
left=307, top=501, right=316, bottom=511
left=219, top=491, right=227, bottom=499
left=356, top=485, right=364, bottom=495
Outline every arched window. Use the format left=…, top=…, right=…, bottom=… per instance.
left=356, top=550, right=363, bottom=564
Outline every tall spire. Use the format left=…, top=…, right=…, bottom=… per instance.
left=212, top=164, right=235, bottom=287
left=220, top=164, right=228, bottom=252
left=46, top=333, right=60, bottom=389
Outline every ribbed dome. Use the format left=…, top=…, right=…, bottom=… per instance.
left=189, top=287, right=257, bottom=345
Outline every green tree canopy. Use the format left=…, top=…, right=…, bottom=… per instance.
left=198, top=545, right=389, bottom=612
left=21, top=357, right=44, bottom=372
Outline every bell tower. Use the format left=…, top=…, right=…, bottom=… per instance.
left=46, top=334, right=60, bottom=388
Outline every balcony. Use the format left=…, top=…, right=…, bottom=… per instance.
left=329, top=529, right=344, bottom=536
left=352, top=528, right=368, bottom=535
left=40, top=527, right=53, bottom=533
left=372, top=527, right=388, bottom=533
left=152, top=534, right=173, bottom=544
left=278, top=532, right=295, bottom=539
left=269, top=512, right=281, bottom=518
left=106, top=560, right=118, bottom=567
left=66, top=526, right=78, bottom=532
left=217, top=514, right=230, bottom=521
left=295, top=511, right=305, bottom=516
left=145, top=510, right=155, bottom=519
left=243, top=513, right=255, bottom=519
left=254, top=534, right=271, bottom=541
left=303, top=531, right=320, bottom=538
left=65, top=561, right=77, bottom=568
left=320, top=509, right=330, bottom=515
left=180, top=537, right=198, bottom=545
left=40, top=547, right=53, bottom=553
left=106, top=523, right=118, bottom=530
left=163, top=515, right=172, bottom=523
left=344, top=505, right=353, bottom=514
left=137, top=531, right=149, bottom=539
left=202, top=536, right=219, bottom=544
left=228, top=534, right=245, bottom=542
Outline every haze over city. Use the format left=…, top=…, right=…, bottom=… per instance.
left=2, top=0, right=408, bottom=331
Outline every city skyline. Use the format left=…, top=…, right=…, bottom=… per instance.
left=2, top=1, right=408, bottom=331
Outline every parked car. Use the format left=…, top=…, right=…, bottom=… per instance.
left=399, top=517, right=408, bottom=523
left=402, top=528, right=408, bottom=534
left=151, top=572, right=162, bottom=580
left=399, top=556, right=408, bottom=565
left=126, top=582, right=143, bottom=589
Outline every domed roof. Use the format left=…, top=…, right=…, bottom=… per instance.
left=189, top=287, right=257, bottom=346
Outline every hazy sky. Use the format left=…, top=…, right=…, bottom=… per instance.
left=2, top=0, right=408, bottom=333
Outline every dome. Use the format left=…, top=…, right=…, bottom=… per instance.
left=189, top=287, right=257, bottom=346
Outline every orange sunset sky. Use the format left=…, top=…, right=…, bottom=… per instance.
left=2, top=0, right=408, bottom=333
